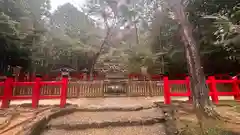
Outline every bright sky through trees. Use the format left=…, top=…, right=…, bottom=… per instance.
left=50, top=0, right=86, bottom=12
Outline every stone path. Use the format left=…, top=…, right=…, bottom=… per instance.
left=3, top=96, right=234, bottom=107
left=48, top=108, right=162, bottom=126
left=42, top=96, right=233, bottom=135
left=0, top=96, right=235, bottom=135
left=43, top=125, right=166, bottom=135
left=44, top=106, right=166, bottom=135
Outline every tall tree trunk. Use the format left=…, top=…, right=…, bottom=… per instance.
left=168, top=2, right=223, bottom=133
left=181, top=27, right=221, bottom=134
left=134, top=21, right=139, bottom=45
left=89, top=13, right=112, bottom=80
left=89, top=29, right=110, bottom=80
left=168, top=0, right=220, bottom=120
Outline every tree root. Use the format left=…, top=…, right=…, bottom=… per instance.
left=201, top=105, right=223, bottom=120
left=200, top=105, right=240, bottom=125
left=0, top=116, right=36, bottom=135
left=163, top=108, right=179, bottom=135
left=0, top=107, right=54, bottom=135
left=0, top=114, right=16, bottom=130
left=0, top=110, right=20, bottom=130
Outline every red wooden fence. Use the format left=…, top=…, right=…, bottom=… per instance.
left=0, top=74, right=239, bottom=108
left=0, top=75, right=68, bottom=108
left=163, top=76, right=240, bottom=104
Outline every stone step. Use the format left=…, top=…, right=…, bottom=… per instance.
left=48, top=108, right=164, bottom=130
left=51, top=105, right=155, bottom=112
left=43, top=124, right=166, bottom=135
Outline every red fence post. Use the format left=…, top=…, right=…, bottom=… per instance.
left=232, top=77, right=240, bottom=101
left=1, top=75, right=14, bottom=108
left=32, top=75, right=42, bottom=108
left=208, top=76, right=219, bottom=104
left=163, top=76, right=171, bottom=104
left=185, top=76, right=192, bottom=103
left=60, top=75, right=68, bottom=108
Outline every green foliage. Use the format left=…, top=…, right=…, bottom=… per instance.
left=0, top=12, right=30, bottom=69
left=0, top=0, right=52, bottom=72
left=0, top=12, right=20, bottom=37
left=146, top=0, right=240, bottom=76
left=49, top=3, right=102, bottom=70
left=1, top=0, right=240, bottom=75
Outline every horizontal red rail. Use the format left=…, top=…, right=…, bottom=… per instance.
left=0, top=96, right=31, bottom=100
left=0, top=74, right=240, bottom=108
left=0, top=96, right=61, bottom=100
left=164, top=75, right=240, bottom=104
left=13, top=82, right=35, bottom=86
left=215, top=80, right=233, bottom=83
left=40, top=95, right=60, bottom=99
left=0, top=76, right=68, bottom=108
left=40, top=81, right=63, bottom=85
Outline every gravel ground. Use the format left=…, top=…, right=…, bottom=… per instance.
left=43, top=124, right=166, bottom=135
left=48, top=108, right=163, bottom=126
left=5, top=96, right=190, bottom=107
left=0, top=107, right=51, bottom=135
left=3, top=96, right=233, bottom=107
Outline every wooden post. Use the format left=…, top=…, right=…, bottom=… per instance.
left=60, top=75, right=68, bottom=108
left=232, top=77, right=240, bottom=100
left=148, top=75, right=153, bottom=97
left=101, top=80, right=104, bottom=97
left=32, top=74, right=42, bottom=108
left=164, top=76, right=171, bottom=104
left=1, top=75, right=14, bottom=108
left=208, top=76, right=219, bottom=104
left=185, top=76, right=192, bottom=103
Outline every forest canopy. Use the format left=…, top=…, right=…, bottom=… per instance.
left=0, top=0, right=240, bottom=78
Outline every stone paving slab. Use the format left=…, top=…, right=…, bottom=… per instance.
left=48, top=108, right=163, bottom=126
left=0, top=96, right=233, bottom=107
left=43, top=124, right=166, bottom=135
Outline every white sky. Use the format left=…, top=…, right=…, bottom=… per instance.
left=50, top=0, right=86, bottom=12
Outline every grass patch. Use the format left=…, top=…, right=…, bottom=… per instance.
left=217, top=100, right=240, bottom=112
left=178, top=120, right=239, bottom=135
left=217, top=100, right=239, bottom=106
left=157, top=100, right=240, bottom=134
left=180, top=126, right=238, bottom=135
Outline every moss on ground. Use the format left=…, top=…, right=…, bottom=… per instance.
left=159, top=100, right=240, bottom=135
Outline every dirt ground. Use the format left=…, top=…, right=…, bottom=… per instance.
left=168, top=100, right=240, bottom=135
left=5, top=96, right=234, bottom=107
left=1, top=98, right=240, bottom=135
left=0, top=97, right=167, bottom=135
left=42, top=124, right=166, bottom=135
left=0, top=106, right=52, bottom=135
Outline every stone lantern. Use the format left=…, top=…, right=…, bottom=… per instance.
left=141, top=66, right=148, bottom=81
left=81, top=68, right=88, bottom=80
left=20, top=17, right=33, bottom=34
left=61, top=68, right=69, bottom=77
left=13, top=66, right=22, bottom=81
left=141, top=66, right=148, bottom=75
